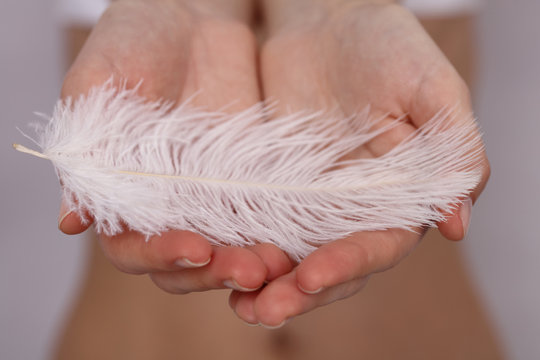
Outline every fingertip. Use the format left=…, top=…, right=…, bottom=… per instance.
left=437, top=218, right=461, bottom=242
left=249, top=243, right=294, bottom=281
left=295, top=241, right=359, bottom=294
left=438, top=198, right=472, bottom=241
left=253, top=273, right=299, bottom=327
left=228, top=290, right=240, bottom=309
left=296, top=263, right=326, bottom=295
left=58, top=210, right=92, bottom=235
left=223, top=279, right=261, bottom=292
left=230, top=291, right=260, bottom=325
left=58, top=198, right=92, bottom=235
left=162, top=231, right=212, bottom=267
left=437, top=205, right=470, bottom=241
left=214, top=247, right=268, bottom=291
left=297, top=283, right=324, bottom=295
left=174, top=256, right=211, bottom=269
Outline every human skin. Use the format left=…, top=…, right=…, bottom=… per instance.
left=227, top=0, right=490, bottom=327
left=58, top=0, right=490, bottom=328
left=59, top=0, right=292, bottom=294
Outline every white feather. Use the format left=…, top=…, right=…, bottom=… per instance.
left=22, top=80, right=483, bottom=260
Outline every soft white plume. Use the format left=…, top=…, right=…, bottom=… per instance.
left=22, top=81, right=483, bottom=260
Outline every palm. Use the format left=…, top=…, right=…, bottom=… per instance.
left=60, top=1, right=488, bottom=328
left=64, top=1, right=260, bottom=108
left=60, top=0, right=279, bottom=294
left=259, top=4, right=448, bottom=265
left=229, top=4, right=480, bottom=327
left=262, top=4, right=468, bottom=150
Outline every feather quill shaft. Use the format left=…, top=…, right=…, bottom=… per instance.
left=16, top=81, right=484, bottom=260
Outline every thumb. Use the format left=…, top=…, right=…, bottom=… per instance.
left=410, top=68, right=489, bottom=241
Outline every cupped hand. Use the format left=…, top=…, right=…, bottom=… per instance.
left=229, top=1, right=490, bottom=327
left=57, top=0, right=293, bottom=294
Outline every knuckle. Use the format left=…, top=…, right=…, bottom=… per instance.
left=341, top=238, right=371, bottom=275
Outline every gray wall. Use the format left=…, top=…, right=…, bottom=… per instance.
left=0, top=0, right=538, bottom=359
left=466, top=1, right=540, bottom=358
left=0, top=1, right=87, bottom=359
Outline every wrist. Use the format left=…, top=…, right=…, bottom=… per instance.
left=117, top=0, right=254, bottom=24
left=262, top=0, right=398, bottom=36
left=183, top=0, right=254, bottom=23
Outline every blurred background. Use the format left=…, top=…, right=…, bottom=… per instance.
left=1, top=0, right=538, bottom=359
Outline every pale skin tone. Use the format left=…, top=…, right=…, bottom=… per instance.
left=59, top=0, right=490, bottom=328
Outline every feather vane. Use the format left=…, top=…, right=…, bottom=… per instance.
left=18, top=81, right=483, bottom=260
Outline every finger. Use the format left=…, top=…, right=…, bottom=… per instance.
left=295, top=229, right=420, bottom=294
left=410, top=68, right=491, bottom=206
left=410, top=62, right=472, bottom=129
left=58, top=197, right=93, bottom=235
left=437, top=196, right=473, bottom=241
left=149, top=246, right=267, bottom=294
left=61, top=1, right=192, bottom=103
left=410, top=69, right=490, bottom=241
left=99, top=230, right=212, bottom=274
left=248, top=243, right=295, bottom=281
left=229, top=289, right=261, bottom=325
left=239, top=271, right=368, bottom=328
left=229, top=243, right=295, bottom=326
left=58, top=3, right=192, bottom=235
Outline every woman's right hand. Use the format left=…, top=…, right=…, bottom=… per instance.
left=58, top=0, right=294, bottom=295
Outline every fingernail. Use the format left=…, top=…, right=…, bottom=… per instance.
left=58, top=201, right=72, bottom=230
left=241, top=320, right=259, bottom=327
left=175, top=257, right=211, bottom=269
left=260, top=318, right=293, bottom=330
left=223, top=279, right=260, bottom=292
left=460, top=197, right=473, bottom=238
left=298, top=284, right=323, bottom=295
